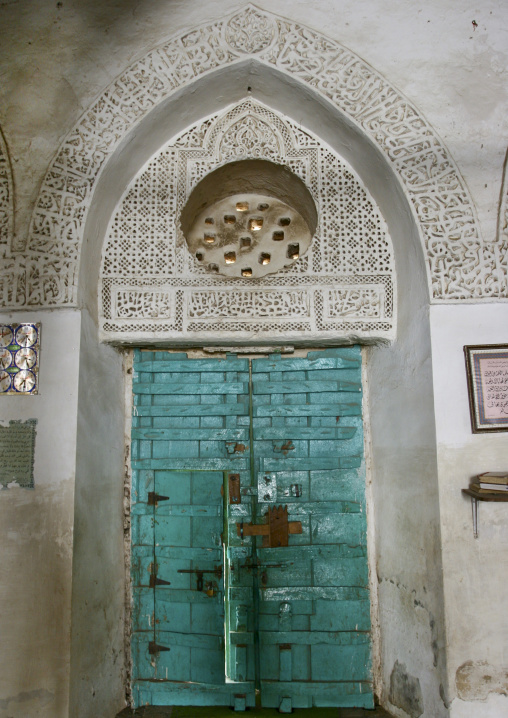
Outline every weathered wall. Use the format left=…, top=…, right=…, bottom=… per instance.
left=69, top=307, right=126, bottom=718
left=365, top=196, right=447, bottom=717
left=1, top=0, right=506, bottom=251
left=0, top=309, right=81, bottom=718
left=430, top=304, right=508, bottom=718
left=0, top=2, right=507, bottom=718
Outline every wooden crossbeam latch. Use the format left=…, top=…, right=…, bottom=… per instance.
left=236, top=506, right=302, bottom=548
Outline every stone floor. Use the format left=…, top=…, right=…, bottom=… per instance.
left=116, top=706, right=394, bottom=717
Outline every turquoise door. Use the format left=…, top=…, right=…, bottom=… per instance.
left=131, top=348, right=373, bottom=711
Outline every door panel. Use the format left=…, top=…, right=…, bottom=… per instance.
left=131, top=348, right=373, bottom=711
left=131, top=351, right=255, bottom=709
left=249, top=349, right=372, bottom=711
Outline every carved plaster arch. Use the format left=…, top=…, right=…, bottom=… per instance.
left=1, top=4, right=505, bottom=309
left=98, top=98, right=396, bottom=344
left=0, top=126, right=13, bottom=259
left=497, top=148, right=508, bottom=252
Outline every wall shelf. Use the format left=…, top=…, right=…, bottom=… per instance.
left=462, top=488, right=508, bottom=538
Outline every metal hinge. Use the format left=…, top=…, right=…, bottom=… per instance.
left=149, top=574, right=171, bottom=588
left=147, top=492, right=169, bottom=506
left=148, top=641, right=170, bottom=655
left=149, top=562, right=171, bottom=588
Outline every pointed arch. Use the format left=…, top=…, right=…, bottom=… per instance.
left=0, top=126, right=13, bottom=253
left=1, top=4, right=504, bottom=308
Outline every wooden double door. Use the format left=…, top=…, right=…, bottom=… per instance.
left=130, top=348, right=373, bottom=711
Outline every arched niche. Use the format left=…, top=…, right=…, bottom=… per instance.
left=58, top=10, right=448, bottom=716
left=81, top=58, right=418, bottom=335
left=95, top=96, right=399, bottom=345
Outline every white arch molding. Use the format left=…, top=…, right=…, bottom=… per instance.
left=0, top=4, right=505, bottom=310
left=0, top=127, right=13, bottom=265
left=98, top=98, right=396, bottom=344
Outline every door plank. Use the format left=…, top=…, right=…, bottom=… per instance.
left=136, top=359, right=248, bottom=373
left=132, top=428, right=249, bottom=441
left=133, top=381, right=248, bottom=395
left=133, top=457, right=249, bottom=470
left=230, top=630, right=370, bottom=646
left=252, top=399, right=361, bottom=417
left=134, top=403, right=249, bottom=416
left=260, top=586, right=369, bottom=601
left=252, top=356, right=361, bottom=372
left=253, top=426, right=356, bottom=440
left=261, top=457, right=362, bottom=471
left=252, top=380, right=361, bottom=394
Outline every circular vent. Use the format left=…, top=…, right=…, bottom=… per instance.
left=180, top=160, right=317, bottom=279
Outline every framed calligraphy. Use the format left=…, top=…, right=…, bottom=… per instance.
left=464, top=344, right=508, bottom=433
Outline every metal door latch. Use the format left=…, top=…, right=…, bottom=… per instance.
left=177, top=565, right=223, bottom=592
left=229, top=474, right=241, bottom=504
left=236, top=506, right=302, bottom=547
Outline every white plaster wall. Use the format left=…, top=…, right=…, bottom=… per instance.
left=0, top=0, right=506, bottom=252
left=430, top=304, right=508, bottom=718
left=0, top=309, right=81, bottom=718
left=69, top=307, right=126, bottom=718
left=365, top=208, right=447, bottom=717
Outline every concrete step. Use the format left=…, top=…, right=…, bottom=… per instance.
left=116, top=706, right=395, bottom=718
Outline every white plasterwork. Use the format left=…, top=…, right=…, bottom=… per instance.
left=0, top=128, right=13, bottom=262
left=98, top=99, right=395, bottom=343
left=1, top=4, right=505, bottom=310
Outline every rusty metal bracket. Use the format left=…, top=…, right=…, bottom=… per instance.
left=149, top=575, right=171, bottom=588
left=147, top=492, right=169, bottom=506
left=229, top=474, right=241, bottom=504
left=236, top=506, right=302, bottom=547
left=148, top=641, right=170, bottom=655
left=149, top=562, right=171, bottom=588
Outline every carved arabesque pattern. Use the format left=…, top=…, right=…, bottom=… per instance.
left=0, top=128, right=13, bottom=258
left=99, top=99, right=395, bottom=341
left=0, top=4, right=502, bottom=310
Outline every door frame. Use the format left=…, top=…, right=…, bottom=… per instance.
left=125, top=347, right=380, bottom=710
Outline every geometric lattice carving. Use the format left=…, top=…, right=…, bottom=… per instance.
left=1, top=4, right=504, bottom=311
left=99, top=100, right=396, bottom=342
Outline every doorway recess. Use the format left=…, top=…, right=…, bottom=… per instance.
left=130, top=348, right=372, bottom=712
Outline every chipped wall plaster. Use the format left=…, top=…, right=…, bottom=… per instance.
left=430, top=303, right=508, bottom=718
left=0, top=309, right=81, bottom=718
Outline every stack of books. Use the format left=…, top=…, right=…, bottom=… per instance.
left=471, top=472, right=508, bottom=494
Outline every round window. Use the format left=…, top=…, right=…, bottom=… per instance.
left=180, top=160, right=317, bottom=279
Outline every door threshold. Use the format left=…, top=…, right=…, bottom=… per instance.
left=116, top=707, right=394, bottom=717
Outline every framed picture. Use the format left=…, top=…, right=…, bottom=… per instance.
left=464, top=344, right=508, bottom=433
